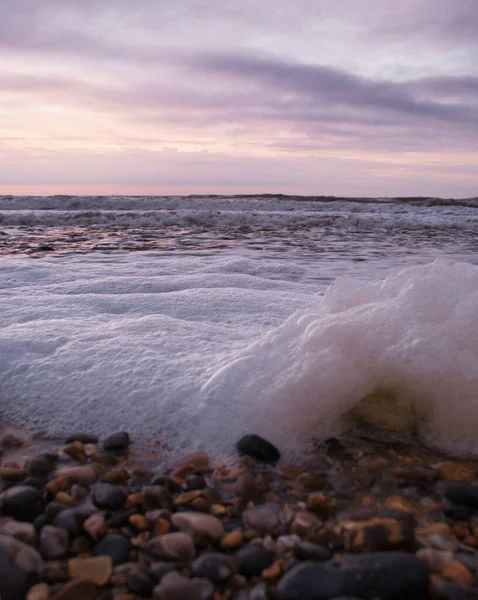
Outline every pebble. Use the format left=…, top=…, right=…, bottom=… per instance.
left=50, top=579, right=98, bottom=600
left=439, top=462, right=476, bottom=482
left=342, top=517, right=414, bottom=552
left=153, top=573, right=214, bottom=600
left=57, top=465, right=98, bottom=485
left=221, top=529, right=244, bottom=550
left=191, top=552, right=238, bottom=583
left=243, top=503, right=281, bottom=535
left=127, top=566, right=157, bottom=596
left=444, top=482, right=478, bottom=510
left=235, top=471, right=261, bottom=501
left=0, top=534, right=44, bottom=600
left=53, top=508, right=82, bottom=536
left=91, top=482, right=127, bottom=510
left=294, top=540, right=331, bottom=561
left=173, top=450, right=210, bottom=471
left=68, top=556, right=113, bottom=585
left=443, top=560, right=473, bottom=586
left=62, top=442, right=87, bottom=464
left=171, top=511, right=224, bottom=543
left=143, top=485, right=175, bottom=511
left=65, top=433, right=99, bottom=444
left=236, top=546, right=275, bottom=577
left=277, top=553, right=430, bottom=600
left=103, top=431, right=131, bottom=452
left=40, top=525, right=69, bottom=559
left=146, top=532, right=196, bottom=562
left=236, top=434, right=281, bottom=463
left=1, top=485, right=44, bottom=521
left=83, top=513, right=107, bottom=539
left=26, top=583, right=50, bottom=600
left=93, top=534, right=132, bottom=566
left=0, top=518, right=37, bottom=544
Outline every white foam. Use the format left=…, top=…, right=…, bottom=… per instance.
left=1, top=254, right=478, bottom=458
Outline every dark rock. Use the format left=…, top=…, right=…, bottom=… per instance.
left=53, top=508, right=82, bottom=536
left=236, top=546, right=275, bottom=577
left=40, top=525, right=69, bottom=559
left=433, top=581, right=478, bottom=599
left=151, top=562, right=179, bottom=582
left=91, top=483, right=126, bottom=511
left=235, top=472, right=261, bottom=502
left=107, top=509, right=136, bottom=529
left=127, top=473, right=152, bottom=493
left=22, top=476, right=48, bottom=489
left=150, top=475, right=182, bottom=493
left=146, top=532, right=196, bottom=562
left=277, top=553, right=430, bottom=600
left=1, top=485, right=44, bottom=521
left=184, top=475, right=207, bottom=491
left=143, top=485, right=174, bottom=511
left=127, top=566, right=157, bottom=596
left=0, top=534, right=44, bottom=600
left=103, top=431, right=130, bottom=452
left=26, top=454, right=57, bottom=478
left=65, top=432, right=99, bottom=444
left=236, top=434, right=281, bottom=463
left=94, top=534, right=131, bottom=565
left=443, top=482, right=478, bottom=510
left=192, top=552, right=238, bottom=583
left=50, top=579, right=99, bottom=600
left=153, top=575, right=214, bottom=600
left=294, top=541, right=331, bottom=561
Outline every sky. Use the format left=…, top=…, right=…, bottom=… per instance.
left=1, top=0, right=477, bottom=197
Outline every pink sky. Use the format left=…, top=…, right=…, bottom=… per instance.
left=1, top=0, right=477, bottom=197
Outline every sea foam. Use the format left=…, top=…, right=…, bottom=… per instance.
left=1, top=255, right=477, bottom=458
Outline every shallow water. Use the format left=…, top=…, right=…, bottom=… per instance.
left=1, top=195, right=477, bottom=458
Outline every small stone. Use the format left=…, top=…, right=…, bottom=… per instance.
left=235, top=472, right=261, bottom=501
left=184, top=475, right=207, bottom=491
left=68, top=556, right=113, bottom=586
left=416, top=549, right=453, bottom=573
left=171, top=511, right=224, bottom=544
left=103, top=466, right=130, bottom=484
left=306, top=493, right=335, bottom=516
left=0, top=433, right=25, bottom=448
left=192, top=552, right=238, bottom=583
left=40, top=525, right=69, bottom=559
left=129, top=514, right=149, bottom=530
left=262, top=559, right=283, bottom=581
left=94, top=534, right=132, bottom=566
left=26, top=455, right=57, bottom=478
left=1, top=485, right=44, bottom=521
left=91, top=483, right=126, bottom=511
left=143, top=485, right=174, bottom=511
left=221, top=529, right=244, bottom=550
left=295, top=540, right=331, bottom=561
left=243, top=503, right=281, bottom=535
left=174, top=450, right=210, bottom=471
left=153, top=575, right=214, bottom=600
left=384, top=495, right=414, bottom=513
left=277, top=553, right=430, bottom=600
left=236, top=434, right=280, bottom=463
left=236, top=546, right=275, bottom=577
left=45, top=475, right=70, bottom=496
left=0, top=519, right=36, bottom=545
left=26, top=582, right=49, bottom=600
left=53, top=509, right=82, bottom=536
left=146, top=532, right=196, bottom=562
left=174, top=489, right=203, bottom=506
left=0, top=535, right=44, bottom=600
left=291, top=511, right=322, bottom=538
left=55, top=492, right=76, bottom=506
left=57, top=465, right=99, bottom=485
left=439, top=462, right=476, bottom=482
left=342, top=517, right=415, bottom=552
left=0, top=466, right=27, bottom=481
left=63, top=442, right=87, bottom=464
left=127, top=567, right=157, bottom=596
left=50, top=579, right=98, bottom=600
left=65, top=433, right=99, bottom=444
left=442, top=559, right=473, bottom=585
left=103, top=432, right=130, bottom=452
left=211, top=503, right=227, bottom=517
left=443, top=482, right=478, bottom=509
left=295, top=473, right=326, bottom=491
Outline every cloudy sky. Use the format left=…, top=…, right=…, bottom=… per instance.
left=1, top=0, right=477, bottom=197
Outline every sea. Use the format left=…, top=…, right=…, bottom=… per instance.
left=1, top=194, right=478, bottom=459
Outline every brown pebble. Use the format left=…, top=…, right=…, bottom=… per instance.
left=69, top=556, right=113, bottom=586
left=442, top=559, right=473, bottom=585
left=190, top=497, right=210, bottom=512
left=174, top=490, right=203, bottom=506
left=0, top=467, right=28, bottom=481
left=439, top=461, right=476, bottom=482
left=83, top=514, right=107, bottom=540
left=295, top=472, right=325, bottom=491
left=0, top=433, right=25, bottom=448
left=45, top=475, right=70, bottom=496
left=291, top=511, right=322, bottom=538
left=384, top=495, right=414, bottom=513
left=103, top=466, right=130, bottom=484
left=279, top=465, right=304, bottom=479
left=56, top=465, right=100, bottom=485
left=261, top=559, right=283, bottom=582
left=63, top=442, right=87, bottom=464
left=343, top=517, right=413, bottom=552
left=174, top=450, right=210, bottom=472
left=129, top=514, right=149, bottom=530
left=235, top=472, right=260, bottom=501
left=153, top=517, right=172, bottom=537
left=211, top=504, right=227, bottom=517
left=125, top=492, right=143, bottom=509
left=306, top=493, right=335, bottom=516
left=50, top=579, right=99, bottom=600
left=26, top=583, right=49, bottom=600
left=243, top=504, right=281, bottom=535
left=171, top=512, right=224, bottom=543
left=55, top=492, right=76, bottom=506
left=221, top=529, right=244, bottom=550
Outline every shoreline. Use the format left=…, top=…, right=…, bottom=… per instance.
left=2, top=422, right=478, bottom=599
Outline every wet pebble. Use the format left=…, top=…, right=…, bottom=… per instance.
left=1, top=485, right=44, bottom=522
left=103, top=431, right=130, bottom=453
left=191, top=552, right=238, bottom=583
left=91, top=482, right=127, bottom=511
left=243, top=503, right=281, bottom=535
left=127, top=566, right=157, bottom=596
left=0, top=534, right=44, bottom=600
left=40, top=525, right=69, bottom=559
left=236, top=434, right=281, bottom=463
left=146, top=532, right=196, bottom=562
left=68, top=555, right=113, bottom=586
left=171, top=511, right=224, bottom=544
left=153, top=573, right=214, bottom=600
left=94, top=534, right=132, bottom=565
left=236, top=546, right=275, bottom=577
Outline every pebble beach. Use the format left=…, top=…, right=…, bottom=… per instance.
left=2, top=422, right=478, bottom=600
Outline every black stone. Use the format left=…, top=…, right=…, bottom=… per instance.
left=53, top=508, right=82, bottom=536
left=294, top=541, right=331, bottom=561
left=236, top=434, right=281, bottom=463
left=1, top=485, right=44, bottom=522
left=107, top=509, right=137, bottom=529
left=103, top=431, right=130, bottom=452
left=236, top=546, right=275, bottom=577
left=26, top=454, right=57, bottom=478
left=22, top=476, right=48, bottom=489
left=443, top=483, right=478, bottom=510
left=433, top=581, right=478, bottom=599
left=277, top=553, right=430, bottom=600
left=184, top=475, right=207, bottom=491
left=192, top=552, right=238, bottom=583
left=150, top=475, right=182, bottom=494
left=127, top=567, right=157, bottom=596
left=127, top=473, right=152, bottom=494
left=150, top=562, right=178, bottom=582
left=94, top=534, right=131, bottom=565
left=65, top=432, right=99, bottom=444
left=91, top=483, right=126, bottom=511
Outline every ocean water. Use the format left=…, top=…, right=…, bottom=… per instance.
left=1, top=194, right=478, bottom=458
